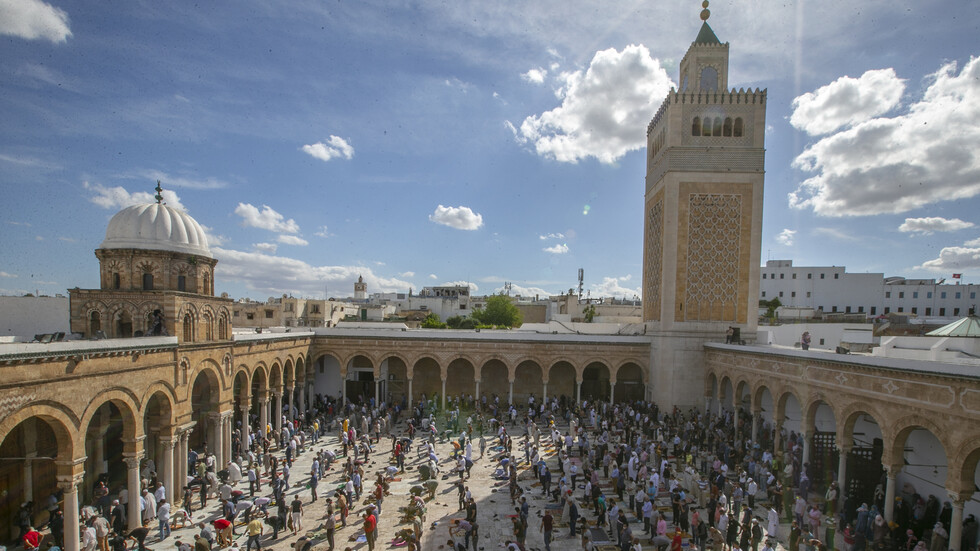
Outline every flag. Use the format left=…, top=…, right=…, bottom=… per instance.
left=952, top=273, right=962, bottom=279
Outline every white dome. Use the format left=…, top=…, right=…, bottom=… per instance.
left=100, top=203, right=212, bottom=258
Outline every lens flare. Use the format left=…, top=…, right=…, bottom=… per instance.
left=583, top=204, right=591, bottom=215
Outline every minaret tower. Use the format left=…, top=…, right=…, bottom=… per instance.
left=642, top=2, right=766, bottom=407
left=354, top=275, right=367, bottom=300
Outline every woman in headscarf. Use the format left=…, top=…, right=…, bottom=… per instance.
left=872, top=515, right=888, bottom=546
left=929, top=522, right=948, bottom=551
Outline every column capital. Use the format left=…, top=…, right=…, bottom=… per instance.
left=122, top=454, right=143, bottom=470
left=883, top=463, right=903, bottom=477
left=946, top=489, right=971, bottom=505
left=159, top=436, right=178, bottom=450
left=56, top=473, right=84, bottom=493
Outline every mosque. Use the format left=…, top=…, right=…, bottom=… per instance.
left=1, top=8, right=978, bottom=551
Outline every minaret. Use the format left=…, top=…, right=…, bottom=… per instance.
left=354, top=275, right=367, bottom=300
left=642, top=2, right=766, bottom=408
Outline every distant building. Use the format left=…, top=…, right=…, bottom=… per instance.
left=760, top=259, right=979, bottom=319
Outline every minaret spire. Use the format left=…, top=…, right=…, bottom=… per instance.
left=700, top=0, right=710, bottom=21
left=154, top=180, right=164, bottom=204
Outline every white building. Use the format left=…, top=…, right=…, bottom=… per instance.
left=760, top=260, right=979, bottom=319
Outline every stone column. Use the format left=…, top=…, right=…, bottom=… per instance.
left=240, top=402, right=249, bottom=444
left=441, top=377, right=447, bottom=410
left=542, top=382, right=548, bottom=404
left=209, top=413, right=225, bottom=466
left=801, top=432, right=811, bottom=465
left=474, top=380, right=480, bottom=403
left=298, top=386, right=306, bottom=416
left=407, top=379, right=414, bottom=404
left=273, top=392, right=283, bottom=432
left=576, top=380, right=582, bottom=404
left=705, top=396, right=711, bottom=416
left=883, top=466, right=897, bottom=522
left=609, top=379, right=616, bottom=405
left=285, top=385, right=295, bottom=421
left=176, top=431, right=189, bottom=490
left=258, top=396, right=269, bottom=438
left=94, top=411, right=108, bottom=475
left=837, top=445, right=850, bottom=505
left=159, top=436, right=175, bottom=504
left=124, top=454, right=143, bottom=531
left=225, top=414, right=234, bottom=463
left=374, top=379, right=380, bottom=405
left=948, top=493, right=966, bottom=551
left=508, top=380, right=514, bottom=405
left=734, top=407, right=741, bottom=440
left=58, top=476, right=82, bottom=551
left=751, top=408, right=760, bottom=442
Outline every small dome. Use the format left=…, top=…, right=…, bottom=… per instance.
left=100, top=203, right=212, bottom=258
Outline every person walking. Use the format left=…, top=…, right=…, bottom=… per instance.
left=157, top=499, right=171, bottom=541
left=541, top=510, right=554, bottom=551
left=246, top=517, right=264, bottom=551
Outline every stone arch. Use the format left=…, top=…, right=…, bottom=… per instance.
left=0, top=402, right=78, bottom=461
left=547, top=360, right=577, bottom=401
left=108, top=302, right=137, bottom=338
left=719, top=375, right=735, bottom=410
left=269, top=362, right=283, bottom=392
left=410, top=357, right=442, bottom=402
left=136, top=301, right=166, bottom=335
left=545, top=358, right=580, bottom=381
left=948, top=441, right=980, bottom=496
left=185, top=359, right=227, bottom=402
left=445, top=357, right=476, bottom=399
left=883, top=414, right=950, bottom=469
left=613, top=362, right=645, bottom=402
left=407, top=355, right=441, bottom=379
left=139, top=382, right=179, bottom=420
left=705, top=370, right=718, bottom=405
left=478, top=359, right=509, bottom=402
left=79, top=388, right=143, bottom=444
left=513, top=360, right=543, bottom=404
left=581, top=360, right=611, bottom=401
left=189, top=365, right=221, bottom=451
left=837, top=402, right=888, bottom=446
left=734, top=378, right=752, bottom=410
left=251, top=362, right=269, bottom=391
left=284, top=358, right=295, bottom=388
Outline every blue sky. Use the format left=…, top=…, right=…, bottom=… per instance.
left=1, top=0, right=978, bottom=301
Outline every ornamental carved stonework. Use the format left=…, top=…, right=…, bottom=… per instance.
left=644, top=199, right=664, bottom=320
left=685, top=193, right=741, bottom=321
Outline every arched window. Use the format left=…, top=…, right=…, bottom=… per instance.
left=703, top=118, right=712, bottom=136
left=116, top=310, right=133, bottom=338
left=182, top=313, right=192, bottom=342
left=218, top=317, right=228, bottom=340
left=723, top=118, right=733, bottom=137
left=692, top=117, right=701, bottom=136
left=734, top=117, right=744, bottom=137
left=142, top=273, right=154, bottom=290
left=112, top=273, right=120, bottom=289
left=90, top=311, right=102, bottom=336
left=700, top=67, right=718, bottom=91
left=204, top=314, right=214, bottom=341
left=203, top=272, right=210, bottom=295
left=713, top=117, right=722, bottom=137
left=177, top=275, right=186, bottom=292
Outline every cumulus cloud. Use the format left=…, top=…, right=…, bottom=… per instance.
left=899, top=217, right=975, bottom=235
left=521, top=68, right=547, bottom=84
left=277, top=234, right=309, bottom=246
left=399, top=271, right=415, bottom=278
left=429, top=205, right=483, bottom=230
left=915, top=246, right=980, bottom=272
left=253, top=242, right=278, bottom=254
left=518, top=44, right=673, bottom=164
left=539, top=232, right=565, bottom=240
left=301, top=136, right=354, bottom=162
left=494, top=283, right=553, bottom=298
left=428, top=274, right=438, bottom=280
left=543, top=243, right=569, bottom=254
left=212, top=247, right=413, bottom=297
left=437, top=281, right=479, bottom=294
left=139, top=169, right=229, bottom=190
left=966, top=237, right=980, bottom=248
left=776, top=229, right=797, bottom=246
left=789, top=57, right=980, bottom=217
left=84, top=182, right=186, bottom=211
left=812, top=227, right=860, bottom=242
left=790, top=69, right=905, bottom=135
left=201, top=225, right=227, bottom=246
left=234, top=203, right=300, bottom=233
left=0, top=0, right=71, bottom=43
left=314, top=226, right=333, bottom=238
left=591, top=275, right=641, bottom=299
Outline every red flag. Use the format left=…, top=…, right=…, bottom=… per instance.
left=952, top=273, right=962, bottom=279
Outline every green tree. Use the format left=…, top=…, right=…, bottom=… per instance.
left=446, top=315, right=464, bottom=328
left=420, top=312, right=446, bottom=328
left=759, top=297, right=781, bottom=323
left=471, top=294, right=523, bottom=327
left=583, top=304, right=596, bottom=323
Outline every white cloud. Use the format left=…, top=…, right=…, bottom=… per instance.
left=429, top=205, right=483, bottom=230
left=0, top=271, right=17, bottom=278
left=776, top=229, right=797, bottom=246
left=591, top=276, right=641, bottom=299
left=898, top=217, right=975, bottom=235
left=813, top=227, right=859, bottom=242
left=438, top=281, right=479, bottom=294
left=84, top=182, right=186, bottom=211
left=494, top=283, right=553, bottom=298
left=518, top=44, right=673, bottom=164
left=234, top=203, right=300, bottom=233
left=789, top=57, right=980, bottom=216
left=428, top=274, right=438, bottom=280
left=57, top=236, right=77, bottom=243
left=790, top=69, right=905, bottom=135
left=301, top=136, right=354, bottom=162
left=915, top=246, right=980, bottom=272
left=966, top=237, right=980, bottom=248
left=212, top=247, right=412, bottom=297
left=0, top=0, right=71, bottom=43
left=314, top=225, right=333, bottom=238
left=521, top=68, right=547, bottom=84
left=139, top=169, right=229, bottom=190
left=399, top=271, right=415, bottom=278
left=277, top=234, right=309, bottom=246
left=201, top=225, right=227, bottom=246
left=543, top=243, right=569, bottom=254
left=539, top=232, right=565, bottom=240
left=6, top=221, right=31, bottom=227
left=253, top=243, right=278, bottom=254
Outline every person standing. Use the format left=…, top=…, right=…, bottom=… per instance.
left=246, top=517, right=264, bottom=551
left=290, top=495, right=304, bottom=533
left=324, top=503, right=336, bottom=551
left=541, top=510, right=554, bottom=551
left=157, top=499, right=171, bottom=541
left=363, top=509, right=378, bottom=551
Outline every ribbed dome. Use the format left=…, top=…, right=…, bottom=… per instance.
left=100, top=203, right=212, bottom=258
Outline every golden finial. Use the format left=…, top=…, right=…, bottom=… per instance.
left=700, top=0, right=710, bottom=21
left=154, top=180, right=164, bottom=204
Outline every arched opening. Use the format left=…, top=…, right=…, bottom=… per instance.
left=83, top=401, right=135, bottom=505
left=891, top=426, right=950, bottom=538
left=478, top=359, right=510, bottom=405
left=723, top=117, right=733, bottom=136
left=445, top=358, right=475, bottom=403
left=202, top=272, right=210, bottom=295
left=734, top=117, right=744, bottom=137
left=142, top=392, right=174, bottom=493
left=202, top=313, right=213, bottom=341
left=581, top=362, right=611, bottom=402
left=383, top=356, right=408, bottom=407
left=713, top=116, right=722, bottom=136
left=613, top=362, right=645, bottom=402
left=702, top=117, right=713, bottom=136
left=190, top=369, right=220, bottom=453
left=841, top=411, right=884, bottom=508
left=313, top=355, right=342, bottom=401
left=547, top=362, right=576, bottom=403
left=707, top=373, right=719, bottom=414
left=218, top=316, right=228, bottom=340
left=805, top=399, right=838, bottom=493
left=345, top=355, right=375, bottom=405
left=754, top=385, right=776, bottom=449
left=112, top=272, right=120, bottom=289
left=692, top=117, right=701, bottom=136
left=177, top=275, right=186, bottom=292
left=513, top=360, right=543, bottom=406
left=719, top=377, right=734, bottom=414
left=115, top=310, right=133, bottom=338
left=142, top=273, right=153, bottom=291
left=232, top=371, right=250, bottom=452
left=0, top=416, right=69, bottom=541
left=250, top=367, right=268, bottom=434
left=89, top=310, right=102, bottom=337
left=411, top=358, right=441, bottom=404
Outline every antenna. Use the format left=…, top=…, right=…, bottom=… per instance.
left=577, top=268, right=584, bottom=298
left=504, top=282, right=512, bottom=296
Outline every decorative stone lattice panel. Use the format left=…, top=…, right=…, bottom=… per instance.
left=644, top=199, right=664, bottom=320
left=686, top=193, right=741, bottom=321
